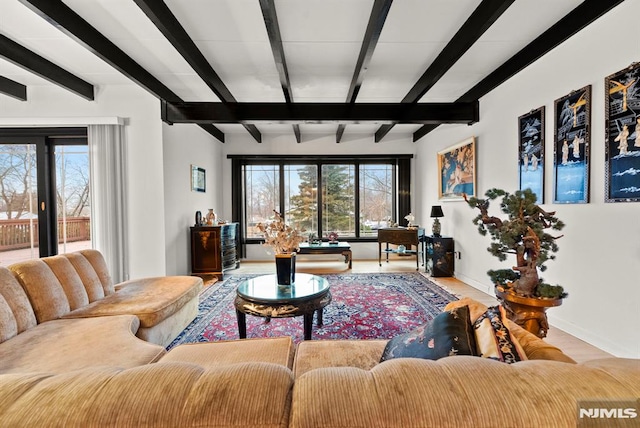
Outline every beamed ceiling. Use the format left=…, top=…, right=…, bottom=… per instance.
left=0, top=0, right=627, bottom=144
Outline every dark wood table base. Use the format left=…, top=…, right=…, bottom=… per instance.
left=234, top=292, right=331, bottom=340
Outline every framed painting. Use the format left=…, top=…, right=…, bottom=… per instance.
left=437, top=136, right=476, bottom=201
left=553, top=85, right=591, bottom=203
left=191, top=165, right=206, bottom=192
left=518, top=107, right=545, bottom=204
left=605, top=62, right=640, bottom=202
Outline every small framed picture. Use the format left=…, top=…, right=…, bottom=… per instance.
left=553, top=85, right=591, bottom=204
left=518, top=107, right=545, bottom=204
left=191, top=165, right=206, bottom=193
left=437, top=136, right=476, bottom=201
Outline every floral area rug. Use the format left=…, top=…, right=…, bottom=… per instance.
left=167, top=272, right=458, bottom=349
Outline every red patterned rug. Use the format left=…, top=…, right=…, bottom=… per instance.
left=167, top=272, right=458, bottom=349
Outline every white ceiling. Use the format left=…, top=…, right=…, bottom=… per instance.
left=0, top=0, right=591, bottom=138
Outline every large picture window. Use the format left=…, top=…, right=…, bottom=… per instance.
left=230, top=155, right=411, bottom=247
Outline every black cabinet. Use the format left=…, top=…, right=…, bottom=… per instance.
left=190, top=223, right=239, bottom=279
left=425, top=236, right=454, bottom=277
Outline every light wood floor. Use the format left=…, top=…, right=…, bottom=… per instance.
left=233, top=258, right=613, bottom=363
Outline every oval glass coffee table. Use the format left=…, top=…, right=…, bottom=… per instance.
left=234, top=273, right=331, bottom=340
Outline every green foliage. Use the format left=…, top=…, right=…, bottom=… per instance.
left=467, top=188, right=566, bottom=299
left=536, top=283, right=567, bottom=299
left=487, top=269, right=519, bottom=285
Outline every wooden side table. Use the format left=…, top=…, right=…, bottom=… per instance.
left=377, top=227, right=425, bottom=271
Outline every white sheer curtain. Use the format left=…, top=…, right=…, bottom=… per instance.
left=88, top=124, right=129, bottom=283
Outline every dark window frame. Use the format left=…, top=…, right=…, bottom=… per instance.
left=228, top=154, right=412, bottom=256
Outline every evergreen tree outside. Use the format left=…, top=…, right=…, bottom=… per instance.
left=322, top=164, right=354, bottom=236
left=287, top=165, right=317, bottom=234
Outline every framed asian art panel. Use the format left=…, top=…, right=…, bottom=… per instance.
left=553, top=85, right=591, bottom=204
left=605, top=62, right=640, bottom=202
left=437, top=136, right=476, bottom=201
left=191, top=165, right=206, bottom=193
left=518, top=107, right=545, bottom=204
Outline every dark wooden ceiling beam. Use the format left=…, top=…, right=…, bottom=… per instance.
left=375, top=0, right=514, bottom=142
left=413, top=0, right=627, bottom=142
left=18, top=0, right=225, bottom=142
left=0, top=75, right=27, bottom=101
left=259, top=0, right=300, bottom=143
left=0, top=34, right=93, bottom=100
left=163, top=101, right=479, bottom=125
left=337, top=0, right=393, bottom=143
left=132, top=0, right=260, bottom=143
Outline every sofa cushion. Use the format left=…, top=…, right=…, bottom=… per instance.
left=0, top=362, right=294, bottom=428
left=0, top=315, right=165, bottom=374
left=78, top=249, right=114, bottom=295
left=294, top=339, right=388, bottom=378
left=473, top=306, right=527, bottom=364
left=63, top=252, right=106, bottom=301
left=290, top=357, right=640, bottom=428
left=380, top=305, right=476, bottom=362
left=0, top=267, right=37, bottom=340
left=42, top=255, right=90, bottom=310
left=9, top=259, right=71, bottom=323
left=62, top=276, right=202, bottom=328
left=160, top=337, right=295, bottom=369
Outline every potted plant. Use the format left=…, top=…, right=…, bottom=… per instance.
left=465, top=188, right=567, bottom=337
left=257, top=210, right=305, bottom=285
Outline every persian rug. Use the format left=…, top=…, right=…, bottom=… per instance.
left=167, top=272, right=458, bottom=349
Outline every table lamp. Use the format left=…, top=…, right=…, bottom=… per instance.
left=430, top=205, right=444, bottom=237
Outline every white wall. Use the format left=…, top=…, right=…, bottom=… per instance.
left=162, top=123, right=223, bottom=275
left=0, top=84, right=167, bottom=278
left=416, top=0, right=640, bottom=358
left=220, top=130, right=417, bottom=261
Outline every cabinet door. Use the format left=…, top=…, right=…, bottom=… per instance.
left=191, top=228, right=222, bottom=273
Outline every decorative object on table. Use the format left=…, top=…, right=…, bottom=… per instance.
left=195, top=210, right=202, bottom=226
left=437, top=136, right=476, bottom=200
left=327, top=231, right=339, bottom=244
left=257, top=210, right=305, bottom=285
left=430, top=205, right=444, bottom=237
left=518, top=106, right=545, bottom=204
left=404, top=212, right=416, bottom=229
left=553, top=85, right=591, bottom=203
left=397, top=245, right=406, bottom=253
left=465, top=188, right=567, bottom=338
left=605, top=62, right=640, bottom=202
left=191, top=165, right=206, bottom=193
left=205, top=209, right=216, bottom=225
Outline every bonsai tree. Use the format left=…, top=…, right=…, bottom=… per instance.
left=464, top=188, right=567, bottom=299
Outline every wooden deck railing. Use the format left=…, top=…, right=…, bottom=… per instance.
left=0, top=217, right=90, bottom=251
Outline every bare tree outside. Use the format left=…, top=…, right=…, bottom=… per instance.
left=0, top=145, right=37, bottom=220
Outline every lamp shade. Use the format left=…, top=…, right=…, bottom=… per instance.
left=430, top=205, right=444, bottom=218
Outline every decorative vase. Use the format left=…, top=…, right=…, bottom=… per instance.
left=275, top=252, right=296, bottom=285
left=432, top=218, right=441, bottom=237
left=206, top=209, right=216, bottom=225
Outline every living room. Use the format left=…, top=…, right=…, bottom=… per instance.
left=1, top=0, right=638, bottom=362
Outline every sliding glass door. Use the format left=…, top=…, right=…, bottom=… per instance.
left=0, top=128, right=89, bottom=266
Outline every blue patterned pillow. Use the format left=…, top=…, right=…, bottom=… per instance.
left=380, top=305, right=476, bottom=362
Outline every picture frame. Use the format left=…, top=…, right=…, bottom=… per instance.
left=518, top=107, right=545, bottom=204
left=553, top=85, right=591, bottom=204
left=191, top=165, right=206, bottom=193
left=437, top=136, right=476, bottom=201
left=605, top=62, right=640, bottom=202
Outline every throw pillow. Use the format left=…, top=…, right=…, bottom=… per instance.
left=473, top=305, right=527, bottom=363
left=380, top=305, right=476, bottom=362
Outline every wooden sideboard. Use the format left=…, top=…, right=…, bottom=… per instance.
left=190, top=223, right=239, bottom=279
left=377, top=227, right=425, bottom=271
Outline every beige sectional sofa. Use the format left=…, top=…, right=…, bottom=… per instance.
left=0, top=249, right=202, bottom=373
left=1, top=255, right=638, bottom=427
